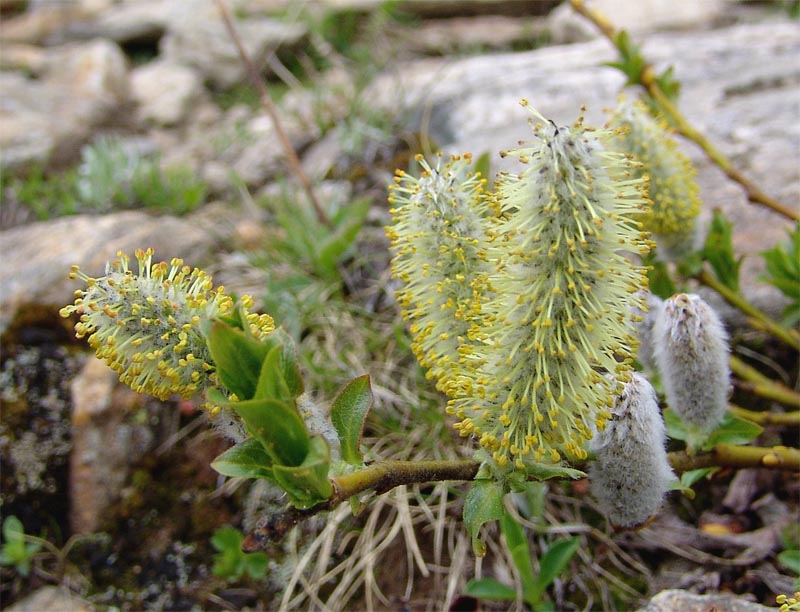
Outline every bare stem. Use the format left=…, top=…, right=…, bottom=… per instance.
left=214, top=0, right=333, bottom=229
left=568, top=0, right=798, bottom=221
left=243, top=446, right=799, bottom=550
left=730, top=404, right=800, bottom=427
left=696, top=267, right=800, bottom=350
left=730, top=355, right=800, bottom=408
left=667, top=444, right=800, bottom=473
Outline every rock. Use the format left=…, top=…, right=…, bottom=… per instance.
left=0, top=210, right=225, bottom=335
left=42, top=38, right=129, bottom=103
left=321, top=0, right=556, bottom=18
left=159, top=0, right=307, bottom=89
left=70, top=0, right=172, bottom=45
left=69, top=357, right=166, bottom=534
left=0, top=39, right=129, bottom=171
left=4, top=586, right=90, bottom=612
left=547, top=0, right=728, bottom=44
left=366, top=20, right=798, bottom=318
left=0, top=4, right=92, bottom=45
left=0, top=43, right=47, bottom=73
left=407, top=15, right=547, bottom=55
left=130, top=60, right=205, bottom=126
left=637, top=589, right=773, bottom=612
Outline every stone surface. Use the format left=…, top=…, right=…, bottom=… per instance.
left=69, top=358, right=165, bottom=534
left=637, top=589, right=773, bottom=612
left=409, top=15, right=546, bottom=54
left=547, top=0, right=728, bottom=44
left=0, top=39, right=129, bottom=171
left=130, top=60, right=205, bottom=126
left=70, top=0, right=172, bottom=44
left=5, top=586, right=90, bottom=612
left=366, top=20, right=799, bottom=317
left=42, top=38, right=129, bottom=102
left=0, top=210, right=225, bottom=334
left=159, top=0, right=307, bottom=89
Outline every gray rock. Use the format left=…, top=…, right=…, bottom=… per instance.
left=42, top=38, right=129, bottom=102
left=0, top=210, right=223, bottom=334
left=159, top=0, right=307, bottom=89
left=0, top=39, right=129, bottom=171
left=73, top=0, right=172, bottom=44
left=366, top=20, right=799, bottom=318
left=69, top=357, right=167, bottom=534
left=637, top=588, right=773, bottom=612
left=406, top=15, right=547, bottom=55
left=4, top=586, right=90, bottom=612
left=130, top=60, right=205, bottom=126
left=547, top=0, right=728, bottom=44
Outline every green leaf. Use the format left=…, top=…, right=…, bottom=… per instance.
left=703, top=210, right=742, bottom=291
left=778, top=549, right=800, bottom=575
left=464, top=480, right=505, bottom=557
left=760, top=223, right=800, bottom=326
left=244, top=551, right=269, bottom=579
left=523, top=463, right=586, bottom=481
left=255, top=345, right=293, bottom=403
left=501, top=512, right=536, bottom=603
left=0, top=516, right=40, bottom=577
left=702, top=413, right=763, bottom=450
left=663, top=408, right=690, bottom=441
left=211, top=526, right=268, bottom=581
left=315, top=198, right=371, bottom=278
left=463, top=578, right=517, bottom=602
left=207, top=320, right=269, bottom=400
left=679, top=467, right=719, bottom=489
left=606, top=30, right=646, bottom=86
left=645, top=255, right=677, bottom=299
left=655, top=65, right=681, bottom=101
left=330, top=375, right=373, bottom=465
left=272, top=436, right=333, bottom=509
left=211, top=526, right=246, bottom=579
left=211, top=438, right=274, bottom=480
left=473, top=151, right=492, bottom=186
left=531, top=538, right=580, bottom=602
left=230, top=397, right=310, bottom=467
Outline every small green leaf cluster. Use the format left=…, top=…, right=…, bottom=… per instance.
left=2, top=137, right=207, bottom=222
left=208, top=311, right=373, bottom=509
left=210, top=525, right=268, bottom=582
left=761, top=223, right=800, bottom=326
left=464, top=507, right=579, bottom=610
left=0, top=516, right=41, bottom=577
left=267, top=191, right=372, bottom=284
left=75, top=136, right=207, bottom=215
left=664, top=411, right=762, bottom=453
left=606, top=31, right=680, bottom=101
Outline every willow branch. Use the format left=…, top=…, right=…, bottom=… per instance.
left=730, top=404, right=800, bottom=427
left=568, top=0, right=798, bottom=221
left=667, top=444, right=800, bottom=473
left=695, top=267, right=800, bottom=350
left=730, top=355, right=800, bottom=408
left=214, top=0, right=333, bottom=229
left=242, top=446, right=799, bottom=550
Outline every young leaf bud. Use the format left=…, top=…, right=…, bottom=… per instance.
left=607, top=98, right=702, bottom=261
left=653, top=293, right=730, bottom=433
left=590, top=373, right=674, bottom=529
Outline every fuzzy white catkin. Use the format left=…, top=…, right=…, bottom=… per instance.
left=652, top=293, right=730, bottom=433
left=590, top=373, right=674, bottom=529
